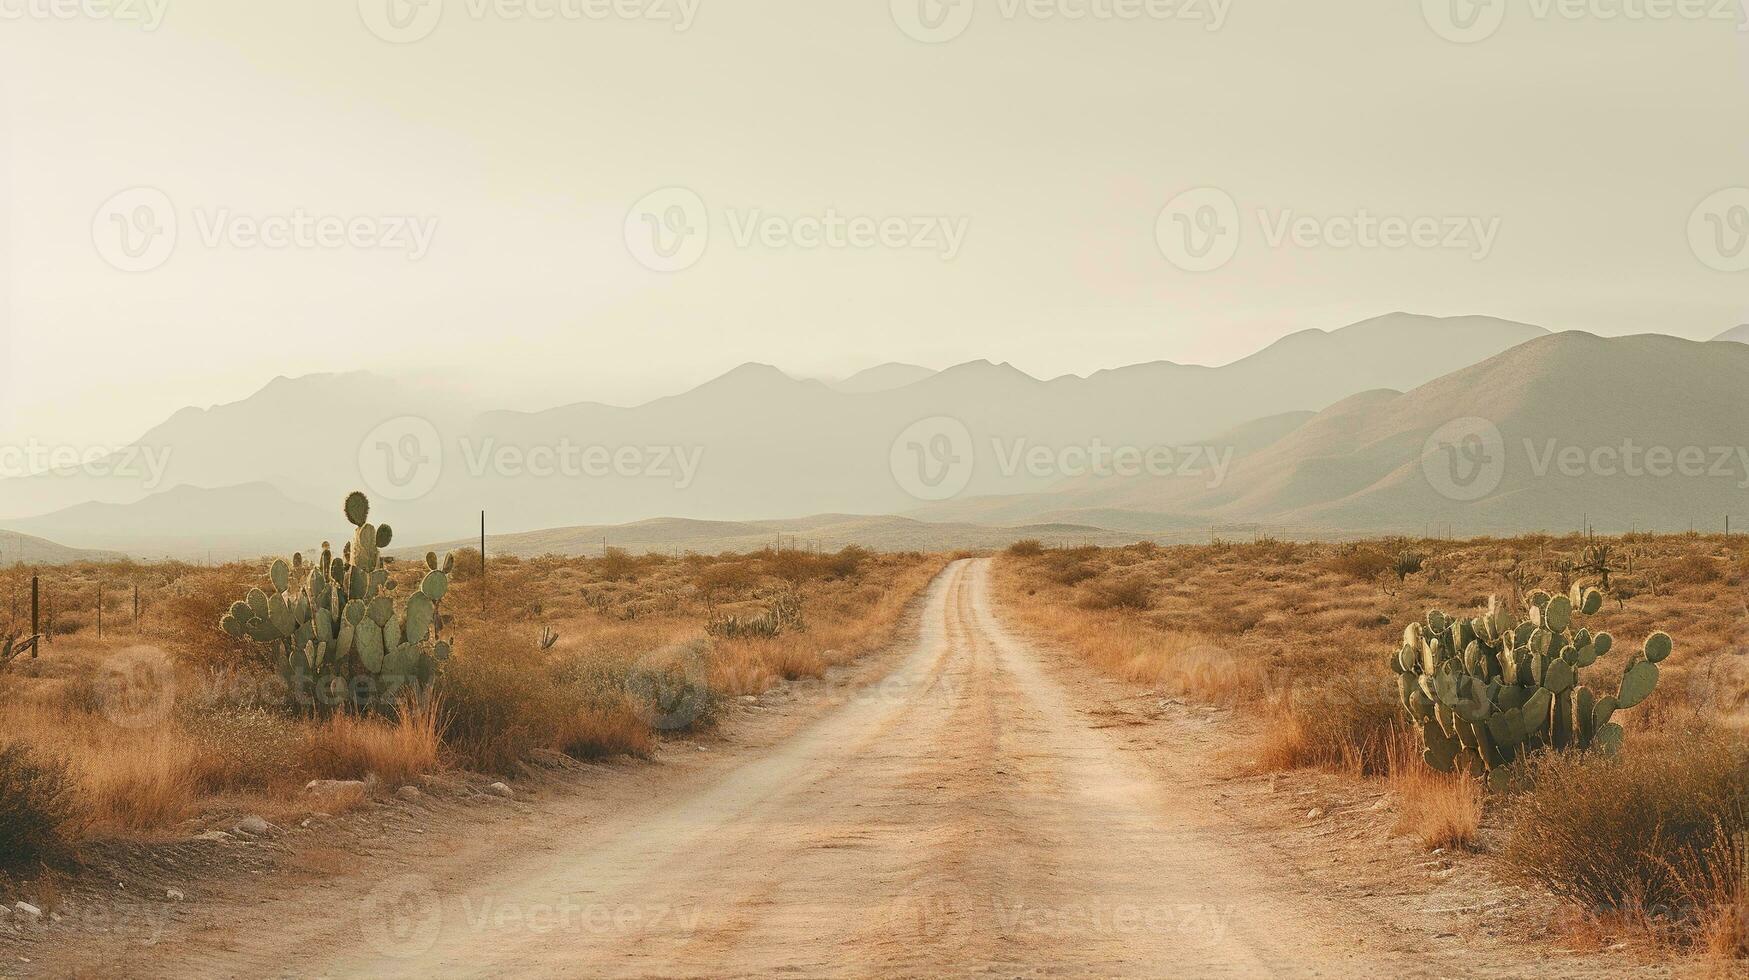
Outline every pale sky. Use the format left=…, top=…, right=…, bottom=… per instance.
left=2, top=0, right=1745, bottom=449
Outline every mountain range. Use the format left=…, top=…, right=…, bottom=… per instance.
left=918, top=332, right=1749, bottom=537
left=3, top=313, right=1742, bottom=559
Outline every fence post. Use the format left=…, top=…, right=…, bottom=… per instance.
left=30, top=576, right=40, bottom=654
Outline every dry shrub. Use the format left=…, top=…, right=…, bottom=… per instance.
left=441, top=623, right=671, bottom=771
left=1007, top=539, right=1045, bottom=557
left=556, top=699, right=656, bottom=760
left=1664, top=553, right=1725, bottom=587
left=438, top=631, right=569, bottom=772
left=1079, top=574, right=1154, bottom=611
left=1253, top=672, right=1399, bottom=776
left=1503, top=737, right=1748, bottom=952
left=157, top=567, right=261, bottom=671
left=0, top=742, right=84, bottom=873
left=79, top=733, right=199, bottom=831
left=303, top=700, right=444, bottom=787
left=1386, top=728, right=1481, bottom=850
left=1326, top=545, right=1392, bottom=582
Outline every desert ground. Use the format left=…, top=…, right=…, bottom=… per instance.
left=2, top=537, right=1744, bottom=977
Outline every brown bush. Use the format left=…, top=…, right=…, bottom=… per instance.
left=1254, top=672, right=1400, bottom=777
left=0, top=742, right=84, bottom=873
left=1326, top=545, right=1393, bottom=582
left=1503, top=737, right=1748, bottom=936
left=1007, top=539, right=1045, bottom=557
left=1079, top=574, right=1154, bottom=611
left=1663, top=553, right=1725, bottom=587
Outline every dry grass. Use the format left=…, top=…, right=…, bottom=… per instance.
left=1503, top=738, right=1747, bottom=927
left=1386, top=728, right=1482, bottom=850
left=0, top=546, right=942, bottom=862
left=304, top=700, right=444, bottom=787
left=997, top=534, right=1749, bottom=960
left=0, top=742, right=85, bottom=873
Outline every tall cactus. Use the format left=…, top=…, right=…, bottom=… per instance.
left=219, top=491, right=458, bottom=713
left=1391, top=584, right=1673, bottom=790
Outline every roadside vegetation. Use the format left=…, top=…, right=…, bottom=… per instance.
left=0, top=505, right=939, bottom=880
left=996, top=533, right=1749, bottom=960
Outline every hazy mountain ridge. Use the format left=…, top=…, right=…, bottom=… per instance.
left=0, top=313, right=1560, bottom=556
left=922, top=333, right=1749, bottom=536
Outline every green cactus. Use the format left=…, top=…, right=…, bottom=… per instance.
left=1391, top=580, right=1674, bottom=783
left=219, top=491, right=458, bottom=714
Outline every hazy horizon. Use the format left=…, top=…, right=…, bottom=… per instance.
left=4, top=1, right=1748, bottom=451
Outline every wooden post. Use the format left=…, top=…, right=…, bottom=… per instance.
left=97, top=583, right=103, bottom=639
left=29, top=576, right=39, bottom=657
left=480, top=510, right=487, bottom=612
left=134, top=583, right=140, bottom=628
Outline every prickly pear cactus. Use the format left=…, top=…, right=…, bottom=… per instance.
left=219, top=491, right=458, bottom=713
left=1391, top=583, right=1673, bottom=790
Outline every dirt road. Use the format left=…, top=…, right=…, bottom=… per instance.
left=46, top=559, right=1522, bottom=977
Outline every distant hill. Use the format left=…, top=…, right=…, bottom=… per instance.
left=408, top=514, right=1156, bottom=558
left=919, top=333, right=1749, bottom=537
left=0, top=529, right=124, bottom=566
left=8, top=483, right=339, bottom=561
left=1715, top=324, right=1749, bottom=344
left=0, top=313, right=1552, bottom=549
left=829, top=363, right=938, bottom=393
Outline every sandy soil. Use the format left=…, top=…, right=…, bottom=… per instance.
left=5, top=559, right=1694, bottom=978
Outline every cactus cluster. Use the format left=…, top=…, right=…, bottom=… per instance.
left=1392, top=584, right=1673, bottom=789
left=219, top=491, right=458, bottom=712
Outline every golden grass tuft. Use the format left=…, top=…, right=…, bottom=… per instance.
left=303, top=700, right=445, bottom=787
left=1385, top=728, right=1481, bottom=850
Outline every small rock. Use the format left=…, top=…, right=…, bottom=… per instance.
left=486, top=782, right=514, bottom=799
left=193, top=830, right=231, bottom=843
left=740, top=695, right=757, bottom=703
left=396, top=785, right=422, bottom=802
left=1306, top=808, right=1324, bottom=820
left=304, top=779, right=368, bottom=795
left=14, top=902, right=41, bottom=918
left=166, top=889, right=185, bottom=901
left=234, top=816, right=272, bottom=837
